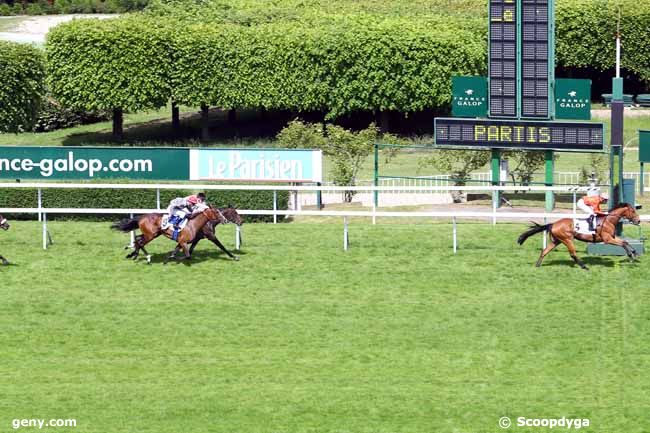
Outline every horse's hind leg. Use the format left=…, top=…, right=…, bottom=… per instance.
left=140, top=245, right=152, bottom=264
left=536, top=237, right=558, bottom=267
left=164, top=246, right=181, bottom=264
left=0, top=254, right=8, bottom=265
left=562, top=240, right=589, bottom=270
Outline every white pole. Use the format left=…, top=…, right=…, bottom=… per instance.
left=37, top=188, right=42, bottom=222
left=572, top=191, right=577, bottom=215
left=129, top=213, right=135, bottom=248
left=543, top=217, right=548, bottom=250
left=42, top=212, right=47, bottom=250
left=492, top=191, right=497, bottom=226
left=452, top=216, right=457, bottom=254
left=273, top=190, right=277, bottom=224
left=156, top=188, right=161, bottom=210
left=343, top=216, right=349, bottom=251
left=236, top=225, right=241, bottom=250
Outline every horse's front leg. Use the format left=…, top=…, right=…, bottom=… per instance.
left=164, top=245, right=181, bottom=264
left=602, top=234, right=638, bottom=262
left=0, top=254, right=8, bottom=265
left=208, top=234, right=239, bottom=261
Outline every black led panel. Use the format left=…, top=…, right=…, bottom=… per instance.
left=434, top=118, right=604, bottom=151
left=489, top=0, right=518, bottom=117
left=521, top=0, right=551, bottom=118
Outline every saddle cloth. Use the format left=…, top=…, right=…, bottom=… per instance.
left=161, top=210, right=189, bottom=232
left=573, top=216, right=604, bottom=235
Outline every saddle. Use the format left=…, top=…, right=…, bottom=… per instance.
left=574, top=215, right=605, bottom=236
left=161, top=211, right=189, bottom=240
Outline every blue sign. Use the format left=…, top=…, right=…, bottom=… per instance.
left=189, top=149, right=323, bottom=182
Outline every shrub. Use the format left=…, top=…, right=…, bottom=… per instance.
left=0, top=41, right=46, bottom=133
left=0, top=186, right=288, bottom=222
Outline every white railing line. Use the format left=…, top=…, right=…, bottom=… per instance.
left=2, top=207, right=649, bottom=221
left=0, top=182, right=605, bottom=193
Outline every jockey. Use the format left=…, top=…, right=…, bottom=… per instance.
left=577, top=189, right=608, bottom=231
left=166, top=193, right=207, bottom=229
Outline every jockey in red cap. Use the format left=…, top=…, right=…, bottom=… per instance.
left=166, top=193, right=207, bottom=231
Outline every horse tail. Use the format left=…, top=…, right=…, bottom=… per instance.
left=111, top=217, right=140, bottom=233
left=517, top=222, right=552, bottom=245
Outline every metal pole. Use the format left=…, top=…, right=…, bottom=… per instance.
left=373, top=144, right=379, bottom=208
left=129, top=213, right=135, bottom=248
left=37, top=188, right=42, bottom=222
left=42, top=212, right=47, bottom=250
left=372, top=189, right=377, bottom=225
left=273, top=190, right=277, bottom=224
left=545, top=150, right=555, bottom=211
left=316, top=182, right=322, bottom=210
left=572, top=191, right=577, bottom=215
left=452, top=216, right=457, bottom=254
left=491, top=149, right=501, bottom=208
left=236, top=225, right=241, bottom=250
left=343, top=217, right=349, bottom=251
left=492, top=190, right=497, bottom=226
left=156, top=188, right=161, bottom=210
left=641, top=162, right=645, bottom=196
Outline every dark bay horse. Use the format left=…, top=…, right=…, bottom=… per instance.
left=518, top=203, right=642, bottom=270
left=188, top=206, right=243, bottom=261
left=112, top=207, right=226, bottom=264
left=0, top=215, right=10, bottom=265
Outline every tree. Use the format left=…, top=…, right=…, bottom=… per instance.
left=419, top=149, right=490, bottom=202
left=277, top=120, right=379, bottom=202
left=502, top=150, right=548, bottom=187
left=0, top=41, right=45, bottom=133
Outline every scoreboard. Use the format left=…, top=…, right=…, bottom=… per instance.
left=488, top=0, right=553, bottom=119
left=489, top=0, right=518, bottom=117
left=435, top=118, right=604, bottom=152
left=521, top=0, right=552, bottom=118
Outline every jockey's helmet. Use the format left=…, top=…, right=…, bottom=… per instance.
left=187, top=195, right=198, bottom=205
left=587, top=188, right=600, bottom=197
left=601, top=192, right=609, bottom=201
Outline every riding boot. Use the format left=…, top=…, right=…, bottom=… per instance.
left=588, top=215, right=595, bottom=231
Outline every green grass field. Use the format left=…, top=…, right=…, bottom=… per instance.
left=1, top=220, right=649, bottom=433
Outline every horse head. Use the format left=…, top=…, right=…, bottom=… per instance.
left=220, top=205, right=243, bottom=226
left=0, top=215, right=9, bottom=231
left=612, top=203, right=641, bottom=225
left=204, top=207, right=228, bottom=224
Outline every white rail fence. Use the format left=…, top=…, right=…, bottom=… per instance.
left=0, top=183, right=647, bottom=252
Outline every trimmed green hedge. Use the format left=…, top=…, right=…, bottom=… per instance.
left=0, top=187, right=288, bottom=222
left=556, top=0, right=650, bottom=82
left=44, top=0, right=650, bottom=122
left=0, top=41, right=46, bottom=133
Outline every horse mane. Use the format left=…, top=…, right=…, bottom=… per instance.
left=610, top=202, right=631, bottom=210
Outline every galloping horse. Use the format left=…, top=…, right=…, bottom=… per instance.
left=0, top=215, right=10, bottom=265
left=188, top=206, right=243, bottom=261
left=517, top=203, right=642, bottom=270
left=112, top=206, right=226, bottom=264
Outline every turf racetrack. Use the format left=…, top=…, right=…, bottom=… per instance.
left=1, top=221, right=649, bottom=433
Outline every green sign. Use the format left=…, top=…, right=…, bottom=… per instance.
left=555, top=79, right=591, bottom=120
left=640, top=130, right=650, bottom=162
left=0, top=146, right=189, bottom=180
left=452, top=76, right=487, bottom=118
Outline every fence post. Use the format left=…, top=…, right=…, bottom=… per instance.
left=316, top=182, right=323, bottom=209
left=42, top=212, right=47, bottom=250
left=543, top=217, right=548, bottom=250
left=129, top=213, right=135, bottom=248
left=235, top=225, right=241, bottom=251
left=372, top=186, right=377, bottom=225
left=452, top=216, right=457, bottom=254
left=273, top=190, right=277, bottom=224
left=343, top=216, right=349, bottom=251
left=156, top=188, right=161, bottom=210
left=37, top=188, right=42, bottom=222
left=641, top=162, right=645, bottom=196
left=572, top=191, right=577, bottom=215
left=492, top=189, right=497, bottom=226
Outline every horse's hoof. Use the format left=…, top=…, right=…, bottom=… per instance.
left=2, top=259, right=9, bottom=266
left=146, top=255, right=152, bottom=264
left=233, top=256, right=240, bottom=261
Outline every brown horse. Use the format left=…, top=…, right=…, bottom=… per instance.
left=0, top=215, right=10, bottom=265
left=518, top=203, right=642, bottom=270
left=112, top=206, right=226, bottom=264
left=188, top=206, right=243, bottom=261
